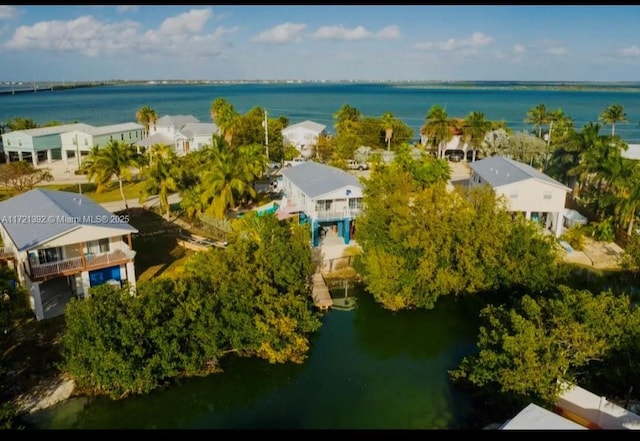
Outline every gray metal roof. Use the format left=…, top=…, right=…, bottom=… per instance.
left=468, top=156, right=570, bottom=191
left=622, top=144, right=640, bottom=161
left=8, top=123, right=93, bottom=138
left=178, top=122, right=219, bottom=138
left=282, top=120, right=327, bottom=134
left=156, top=115, right=200, bottom=128
left=0, top=189, right=138, bottom=251
left=280, top=161, right=362, bottom=198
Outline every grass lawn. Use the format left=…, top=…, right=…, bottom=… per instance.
left=38, top=180, right=147, bottom=203
left=126, top=209, right=196, bottom=283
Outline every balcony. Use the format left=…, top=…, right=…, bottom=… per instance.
left=316, top=209, right=361, bottom=221
left=29, top=249, right=136, bottom=281
left=0, top=246, right=14, bottom=260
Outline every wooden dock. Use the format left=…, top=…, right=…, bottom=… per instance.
left=311, top=272, right=333, bottom=311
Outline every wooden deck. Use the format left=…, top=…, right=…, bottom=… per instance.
left=311, top=272, right=333, bottom=311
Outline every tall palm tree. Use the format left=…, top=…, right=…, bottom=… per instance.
left=599, top=104, right=628, bottom=138
left=421, top=104, right=455, bottom=159
left=380, top=112, right=396, bottom=151
left=210, top=97, right=241, bottom=146
left=525, top=103, right=549, bottom=139
left=135, top=105, right=158, bottom=138
left=333, top=104, right=361, bottom=136
left=83, top=140, right=141, bottom=217
left=139, top=143, right=178, bottom=219
left=461, top=111, right=492, bottom=162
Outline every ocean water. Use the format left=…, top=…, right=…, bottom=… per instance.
left=1, top=82, right=639, bottom=143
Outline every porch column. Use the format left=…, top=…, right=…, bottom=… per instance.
left=337, top=220, right=344, bottom=238
left=343, top=219, right=350, bottom=244
left=125, top=261, right=137, bottom=294
left=5, top=154, right=10, bottom=163
left=74, top=274, right=84, bottom=299
left=80, top=271, right=91, bottom=298
left=30, top=282, right=44, bottom=321
left=127, top=233, right=132, bottom=249
left=525, top=211, right=531, bottom=220
left=554, top=211, right=564, bottom=238
left=31, top=152, right=38, bottom=167
left=312, top=220, right=320, bottom=247
left=17, top=151, right=23, bottom=161
left=46, top=149, right=53, bottom=163
left=61, top=149, right=68, bottom=164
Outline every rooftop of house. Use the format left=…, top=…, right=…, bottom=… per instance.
left=279, top=161, right=362, bottom=198
left=468, top=155, right=570, bottom=191
left=282, top=120, right=327, bottom=134
left=0, top=188, right=138, bottom=251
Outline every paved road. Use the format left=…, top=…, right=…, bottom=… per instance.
left=99, top=192, right=182, bottom=213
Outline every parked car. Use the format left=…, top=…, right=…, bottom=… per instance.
left=347, top=159, right=369, bottom=171
left=284, top=157, right=306, bottom=167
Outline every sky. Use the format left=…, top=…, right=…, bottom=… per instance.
left=0, top=5, right=639, bottom=82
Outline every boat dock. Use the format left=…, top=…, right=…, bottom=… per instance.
left=311, top=272, right=333, bottom=311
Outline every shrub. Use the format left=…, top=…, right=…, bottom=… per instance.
left=561, top=226, right=586, bottom=251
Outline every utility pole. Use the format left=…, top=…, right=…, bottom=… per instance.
left=75, top=134, right=82, bottom=195
left=263, top=109, right=269, bottom=160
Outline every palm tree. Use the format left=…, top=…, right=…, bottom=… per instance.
left=461, top=111, right=492, bottom=162
left=421, top=105, right=455, bottom=159
left=138, top=143, right=178, bottom=219
left=525, top=103, right=549, bottom=139
left=210, top=97, right=241, bottom=146
left=83, top=140, right=141, bottom=217
left=599, top=104, right=628, bottom=138
left=135, top=105, right=158, bottom=138
left=333, top=104, right=361, bottom=136
left=381, top=112, right=396, bottom=151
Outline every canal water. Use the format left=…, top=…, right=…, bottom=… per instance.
left=27, top=284, right=483, bottom=429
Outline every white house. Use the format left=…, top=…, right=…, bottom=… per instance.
left=622, top=144, right=640, bottom=160
left=136, top=114, right=200, bottom=152
left=174, top=122, right=220, bottom=156
left=281, top=120, right=327, bottom=159
left=468, top=156, right=571, bottom=237
left=0, top=189, right=138, bottom=320
left=60, top=122, right=145, bottom=166
left=500, top=403, right=587, bottom=430
left=276, top=161, right=363, bottom=247
left=1, top=123, right=91, bottom=166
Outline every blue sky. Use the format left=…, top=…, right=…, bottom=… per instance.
left=0, top=5, right=639, bottom=82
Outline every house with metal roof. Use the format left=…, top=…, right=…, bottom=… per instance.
left=0, top=189, right=138, bottom=320
left=276, top=161, right=363, bottom=247
left=281, top=120, right=328, bottom=159
left=60, top=122, right=145, bottom=166
left=468, top=156, right=571, bottom=237
left=175, top=122, right=220, bottom=156
left=1, top=123, right=92, bottom=167
left=135, top=114, right=200, bottom=153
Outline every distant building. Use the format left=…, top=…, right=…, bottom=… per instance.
left=60, top=122, right=144, bottom=165
left=468, top=155, right=571, bottom=237
left=174, top=122, right=220, bottom=156
left=281, top=120, right=327, bottom=159
left=135, top=114, right=200, bottom=154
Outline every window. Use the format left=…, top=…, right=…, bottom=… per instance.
left=349, top=198, right=361, bottom=210
left=120, top=134, right=124, bottom=141
left=84, top=238, right=110, bottom=255
left=129, top=132, right=132, bottom=139
left=37, top=247, right=62, bottom=264
left=315, top=200, right=332, bottom=212
left=6, top=140, right=10, bottom=146
left=543, top=190, right=552, bottom=200
left=109, top=135, right=113, bottom=141
left=18, top=140, right=22, bottom=146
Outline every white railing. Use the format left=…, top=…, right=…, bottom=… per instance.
left=316, top=209, right=361, bottom=220
left=30, top=249, right=134, bottom=279
left=0, top=246, right=14, bottom=258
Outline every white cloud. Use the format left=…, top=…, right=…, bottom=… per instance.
left=547, top=46, right=566, bottom=56
left=312, top=24, right=399, bottom=41
left=513, top=44, right=526, bottom=55
left=414, top=32, right=492, bottom=51
left=0, top=5, right=18, bottom=20
left=3, top=9, right=234, bottom=58
left=618, top=45, right=640, bottom=57
left=252, top=22, right=307, bottom=44
left=116, top=6, right=138, bottom=13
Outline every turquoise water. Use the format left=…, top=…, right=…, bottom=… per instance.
left=28, top=286, right=482, bottom=429
left=1, top=82, right=639, bottom=143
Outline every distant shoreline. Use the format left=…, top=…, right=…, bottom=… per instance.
left=1, top=80, right=639, bottom=95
